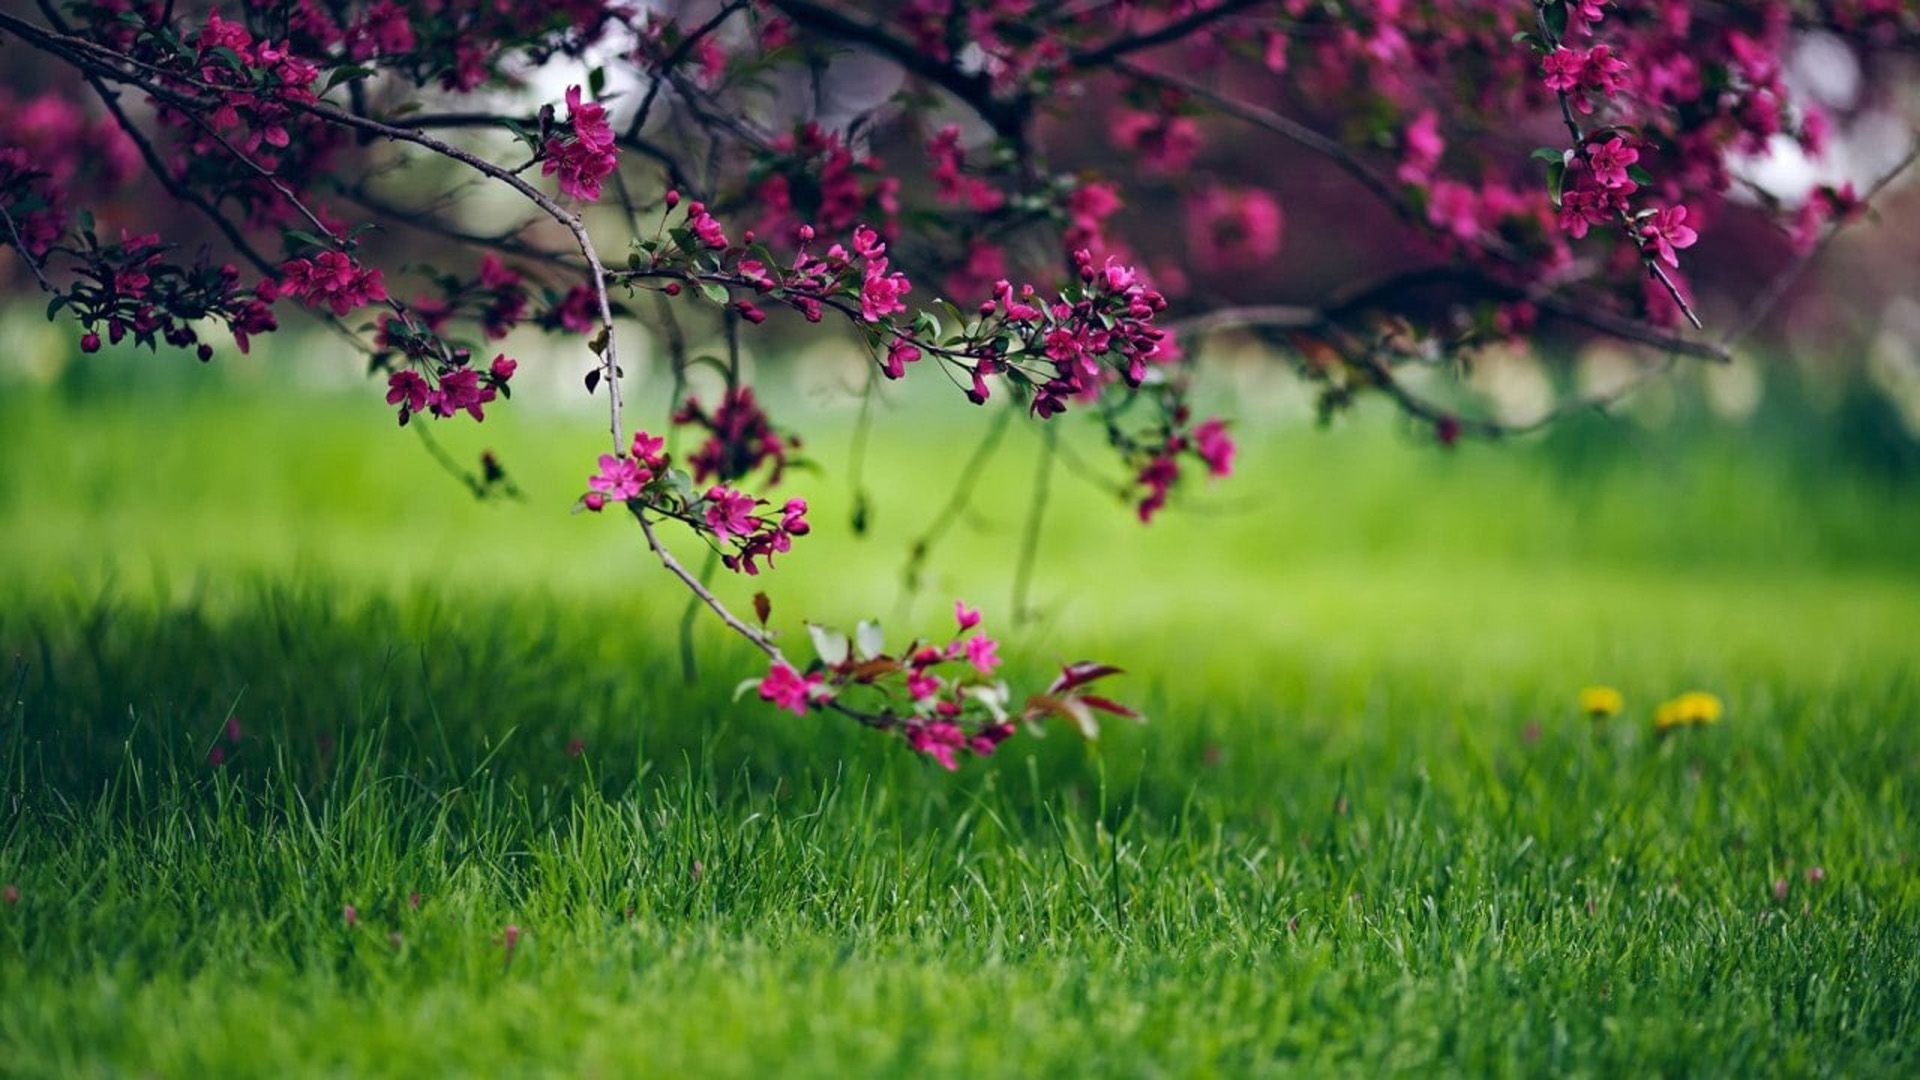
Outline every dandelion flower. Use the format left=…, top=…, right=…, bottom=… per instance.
left=1670, top=691, right=1724, bottom=725
left=1579, top=685, right=1623, bottom=718
left=1654, top=690, right=1724, bottom=733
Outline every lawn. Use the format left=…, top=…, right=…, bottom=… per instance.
left=3, top=353, right=1920, bottom=1076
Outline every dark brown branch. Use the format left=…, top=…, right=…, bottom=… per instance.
left=32, top=0, right=278, bottom=277
left=1069, top=0, right=1273, bottom=68
left=627, top=0, right=752, bottom=140
left=767, top=0, right=1030, bottom=138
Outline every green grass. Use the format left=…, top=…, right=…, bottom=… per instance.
left=3, top=355, right=1920, bottom=1076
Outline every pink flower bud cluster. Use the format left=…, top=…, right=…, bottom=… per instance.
left=673, top=386, right=800, bottom=487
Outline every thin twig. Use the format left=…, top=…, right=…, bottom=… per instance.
left=1720, top=134, right=1920, bottom=350
left=0, top=206, right=56, bottom=293
left=631, top=506, right=780, bottom=659
left=1011, top=425, right=1056, bottom=625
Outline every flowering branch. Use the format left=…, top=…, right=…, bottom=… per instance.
left=4, top=0, right=1909, bottom=766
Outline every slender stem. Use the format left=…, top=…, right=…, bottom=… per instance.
left=1012, top=426, right=1056, bottom=625
left=0, top=206, right=56, bottom=293
left=678, top=549, right=721, bottom=684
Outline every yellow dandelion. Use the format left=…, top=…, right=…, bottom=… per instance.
left=1671, top=690, right=1724, bottom=725
left=1653, top=690, right=1724, bottom=734
left=1579, top=685, right=1624, bottom=719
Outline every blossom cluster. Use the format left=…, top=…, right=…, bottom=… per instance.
left=673, top=386, right=802, bottom=487
left=752, top=602, right=1136, bottom=770
left=1134, top=414, right=1237, bottom=523
left=186, top=13, right=323, bottom=158
left=382, top=352, right=517, bottom=424
left=53, top=230, right=278, bottom=359
left=279, top=250, right=388, bottom=317
left=0, top=91, right=139, bottom=257
left=542, top=85, right=619, bottom=203
left=750, top=122, right=903, bottom=242
left=582, top=430, right=812, bottom=575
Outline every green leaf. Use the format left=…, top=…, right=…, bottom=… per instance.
left=207, top=46, right=248, bottom=73
left=1530, top=147, right=1565, bottom=164
left=1546, top=161, right=1566, bottom=208
left=1543, top=0, right=1568, bottom=40
left=698, top=282, right=730, bottom=306
left=322, top=65, right=375, bottom=93
left=45, top=293, right=67, bottom=321
left=1627, top=164, right=1655, bottom=187
left=664, top=468, right=697, bottom=503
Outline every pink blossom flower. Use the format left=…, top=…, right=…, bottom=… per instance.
left=860, top=261, right=912, bottom=323
left=1639, top=205, right=1698, bottom=268
left=1585, top=137, right=1640, bottom=190
left=906, top=720, right=966, bottom=770
left=1185, top=187, right=1284, bottom=271
left=955, top=601, right=981, bottom=631
left=429, top=367, right=496, bottom=421
left=779, top=498, right=810, bottom=535
left=883, top=339, right=921, bottom=380
left=686, top=201, right=730, bottom=249
left=1426, top=181, right=1483, bottom=242
left=1194, top=418, right=1236, bottom=478
left=346, top=1, right=414, bottom=59
left=1398, top=110, right=1444, bottom=184
left=489, top=354, right=517, bottom=382
left=969, top=722, right=1015, bottom=757
left=1541, top=48, right=1583, bottom=92
left=386, top=370, right=429, bottom=414
left=552, top=286, right=597, bottom=334
left=630, top=430, right=667, bottom=468
left=703, top=486, right=758, bottom=544
left=589, top=454, right=647, bottom=502
left=759, top=661, right=825, bottom=716
left=478, top=253, right=520, bottom=291
left=1137, top=454, right=1179, bottom=523
left=1583, top=44, right=1631, bottom=97
left=907, top=670, right=942, bottom=701
left=961, top=633, right=1001, bottom=676
left=1109, top=108, right=1201, bottom=173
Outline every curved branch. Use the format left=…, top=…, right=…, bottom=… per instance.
left=1069, top=0, right=1275, bottom=68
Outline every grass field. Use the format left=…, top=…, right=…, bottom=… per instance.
left=4, top=352, right=1920, bottom=1076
